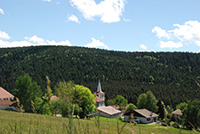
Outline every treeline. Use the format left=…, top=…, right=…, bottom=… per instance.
left=0, top=46, right=200, bottom=107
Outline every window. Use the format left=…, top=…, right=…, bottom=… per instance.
left=147, top=118, right=151, bottom=121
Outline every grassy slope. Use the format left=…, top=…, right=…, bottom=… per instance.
left=0, top=110, right=198, bottom=134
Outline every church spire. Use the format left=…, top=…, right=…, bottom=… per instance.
left=97, top=80, right=102, bottom=92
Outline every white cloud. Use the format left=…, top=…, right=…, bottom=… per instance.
left=70, top=0, right=126, bottom=23
left=0, top=31, right=10, bottom=40
left=0, top=8, right=5, bottom=15
left=160, top=41, right=183, bottom=49
left=68, top=15, right=80, bottom=24
left=85, top=38, right=108, bottom=49
left=46, top=40, right=72, bottom=46
left=197, top=50, right=200, bottom=53
left=152, top=26, right=171, bottom=39
left=25, top=35, right=45, bottom=43
left=43, top=0, right=51, bottom=2
left=140, top=44, right=147, bottom=50
left=171, top=21, right=200, bottom=46
left=153, top=20, right=200, bottom=49
left=0, top=33, right=73, bottom=48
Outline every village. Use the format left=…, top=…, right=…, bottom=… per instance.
left=0, top=80, right=183, bottom=126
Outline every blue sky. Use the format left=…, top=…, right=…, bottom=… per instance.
left=0, top=0, right=200, bottom=53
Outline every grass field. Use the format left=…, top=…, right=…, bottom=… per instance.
left=0, top=110, right=198, bottom=134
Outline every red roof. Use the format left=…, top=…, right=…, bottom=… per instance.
left=94, top=91, right=104, bottom=95
left=95, top=96, right=104, bottom=102
left=0, top=100, right=15, bottom=106
left=0, top=87, right=14, bottom=99
left=50, top=95, right=59, bottom=100
left=172, top=109, right=182, bottom=116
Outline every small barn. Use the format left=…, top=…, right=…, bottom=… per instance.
left=124, top=109, right=158, bottom=124
left=0, top=87, right=15, bottom=110
left=97, top=106, right=122, bottom=118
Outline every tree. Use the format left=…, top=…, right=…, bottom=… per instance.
left=54, top=81, right=95, bottom=118
left=126, top=103, right=137, bottom=112
left=137, top=93, right=147, bottom=109
left=137, top=90, right=158, bottom=113
left=71, top=85, right=95, bottom=118
left=114, top=95, right=128, bottom=109
left=13, top=74, right=41, bottom=112
left=176, top=102, right=188, bottom=111
left=157, top=101, right=168, bottom=119
left=182, top=100, right=200, bottom=129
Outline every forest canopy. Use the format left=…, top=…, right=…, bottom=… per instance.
left=0, top=46, right=200, bottom=107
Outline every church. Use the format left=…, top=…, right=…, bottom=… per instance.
left=94, top=81, right=121, bottom=118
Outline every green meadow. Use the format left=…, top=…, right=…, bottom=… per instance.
left=0, top=110, right=198, bottom=134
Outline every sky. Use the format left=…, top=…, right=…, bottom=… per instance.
left=0, top=0, right=200, bottom=53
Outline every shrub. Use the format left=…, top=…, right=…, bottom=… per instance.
left=172, top=122, right=180, bottom=128
left=161, top=122, right=168, bottom=126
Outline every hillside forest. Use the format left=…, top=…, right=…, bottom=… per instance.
left=0, top=46, right=200, bottom=108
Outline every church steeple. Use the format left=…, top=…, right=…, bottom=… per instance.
left=94, top=80, right=105, bottom=107
left=97, top=80, right=102, bottom=92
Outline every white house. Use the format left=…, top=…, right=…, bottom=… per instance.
left=124, top=109, right=158, bottom=124
left=0, top=87, right=15, bottom=110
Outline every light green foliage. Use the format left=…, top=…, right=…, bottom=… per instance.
left=125, top=103, right=137, bottom=112
left=72, top=85, right=95, bottom=118
left=176, top=102, right=188, bottom=111
left=137, top=90, right=158, bottom=113
left=13, top=73, right=41, bottom=112
left=137, top=93, right=147, bottom=109
left=54, top=81, right=75, bottom=99
left=54, top=81, right=95, bottom=118
left=166, top=105, right=174, bottom=114
left=114, top=95, right=128, bottom=108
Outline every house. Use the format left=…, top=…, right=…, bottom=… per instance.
left=50, top=95, right=59, bottom=101
left=0, top=87, right=15, bottom=110
left=94, top=80, right=105, bottom=107
left=97, top=106, right=122, bottom=118
left=124, top=109, right=158, bottom=124
left=172, top=109, right=182, bottom=121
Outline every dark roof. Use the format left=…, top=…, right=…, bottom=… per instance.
left=0, top=87, right=14, bottom=99
left=97, top=106, right=121, bottom=115
left=172, top=109, right=182, bottom=116
left=95, top=96, right=104, bottom=102
left=124, top=109, right=158, bottom=118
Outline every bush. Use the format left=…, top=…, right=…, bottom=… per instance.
left=161, top=122, right=168, bottom=126
left=172, top=122, right=180, bottom=128
left=134, top=121, right=137, bottom=126
left=170, top=121, right=175, bottom=126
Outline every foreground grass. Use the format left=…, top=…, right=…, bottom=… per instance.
left=0, top=110, right=198, bottom=134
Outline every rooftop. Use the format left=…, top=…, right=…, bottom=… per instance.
left=95, top=96, right=104, bottom=102
left=50, top=95, right=59, bottom=100
left=97, top=106, right=121, bottom=115
left=135, top=109, right=159, bottom=118
left=172, top=109, right=182, bottom=116
left=0, top=87, right=14, bottom=99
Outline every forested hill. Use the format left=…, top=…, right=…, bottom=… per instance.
left=0, top=46, right=200, bottom=107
